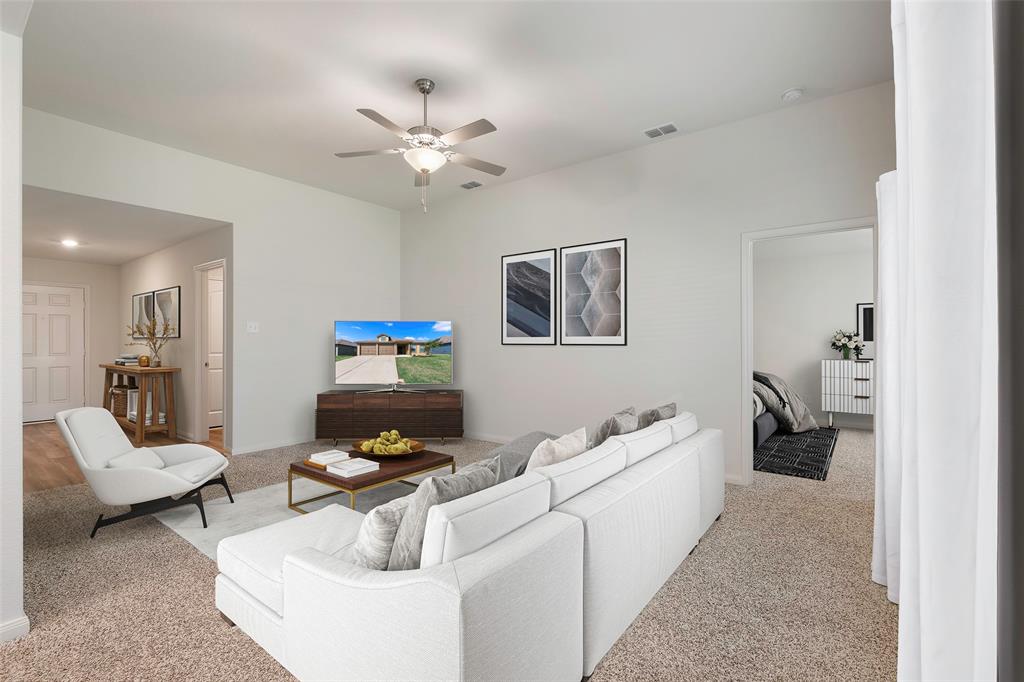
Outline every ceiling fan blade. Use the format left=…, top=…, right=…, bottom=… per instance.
left=448, top=152, right=506, bottom=176
left=334, top=148, right=405, bottom=158
left=414, top=172, right=430, bottom=187
left=439, top=119, right=496, bottom=146
left=357, top=109, right=410, bottom=139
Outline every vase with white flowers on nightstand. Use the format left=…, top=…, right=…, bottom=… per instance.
left=831, top=329, right=865, bottom=360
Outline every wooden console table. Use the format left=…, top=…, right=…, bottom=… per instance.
left=315, top=389, right=463, bottom=442
left=100, top=364, right=179, bottom=445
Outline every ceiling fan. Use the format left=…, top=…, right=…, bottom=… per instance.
left=334, top=78, right=506, bottom=211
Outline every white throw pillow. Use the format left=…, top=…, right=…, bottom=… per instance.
left=525, top=427, right=587, bottom=471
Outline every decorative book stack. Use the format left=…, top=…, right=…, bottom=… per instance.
left=303, top=450, right=348, bottom=470
left=326, top=457, right=379, bottom=478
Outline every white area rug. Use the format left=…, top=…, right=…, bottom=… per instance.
left=155, top=475, right=425, bottom=560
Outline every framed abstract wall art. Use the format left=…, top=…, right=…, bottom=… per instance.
left=501, top=249, right=556, bottom=345
left=560, top=238, right=626, bottom=345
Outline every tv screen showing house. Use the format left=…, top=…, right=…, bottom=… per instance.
left=335, top=321, right=453, bottom=385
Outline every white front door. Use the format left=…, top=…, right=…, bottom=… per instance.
left=23, top=284, right=86, bottom=422
left=206, top=267, right=224, bottom=428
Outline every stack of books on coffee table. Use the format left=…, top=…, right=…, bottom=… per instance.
left=302, top=451, right=380, bottom=478
left=326, top=457, right=379, bottom=478
left=303, top=450, right=348, bottom=469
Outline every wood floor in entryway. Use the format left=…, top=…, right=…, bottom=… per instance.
left=23, top=422, right=225, bottom=493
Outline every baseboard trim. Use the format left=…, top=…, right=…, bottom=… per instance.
left=725, top=473, right=747, bottom=486
left=0, top=614, right=30, bottom=642
left=231, top=436, right=312, bottom=456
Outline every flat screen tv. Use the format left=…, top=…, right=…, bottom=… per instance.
left=335, top=320, right=453, bottom=386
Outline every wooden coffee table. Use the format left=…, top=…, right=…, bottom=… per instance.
left=288, top=450, right=455, bottom=513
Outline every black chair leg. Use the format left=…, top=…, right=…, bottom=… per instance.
left=194, top=491, right=208, bottom=528
left=221, top=474, right=234, bottom=504
left=90, top=514, right=104, bottom=539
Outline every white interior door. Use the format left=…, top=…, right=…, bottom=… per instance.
left=23, top=284, right=86, bottom=422
left=206, top=267, right=224, bottom=428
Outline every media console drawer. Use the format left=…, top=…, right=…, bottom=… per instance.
left=315, top=389, right=464, bottom=440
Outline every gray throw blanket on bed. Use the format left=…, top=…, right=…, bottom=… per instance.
left=753, top=371, right=819, bottom=433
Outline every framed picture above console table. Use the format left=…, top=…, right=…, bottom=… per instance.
left=315, top=389, right=463, bottom=443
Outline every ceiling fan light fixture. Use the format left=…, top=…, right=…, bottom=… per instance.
left=403, top=147, right=446, bottom=174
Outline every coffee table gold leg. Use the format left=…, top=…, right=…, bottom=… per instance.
left=288, top=471, right=293, bottom=508
left=350, top=491, right=356, bottom=510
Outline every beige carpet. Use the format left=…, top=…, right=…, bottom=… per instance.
left=0, top=430, right=896, bottom=680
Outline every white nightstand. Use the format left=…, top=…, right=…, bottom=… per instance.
left=821, top=359, right=874, bottom=427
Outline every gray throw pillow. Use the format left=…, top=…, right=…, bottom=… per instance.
left=638, top=402, right=677, bottom=429
left=387, top=466, right=497, bottom=571
left=486, top=431, right=555, bottom=482
left=341, top=494, right=413, bottom=570
left=589, top=406, right=639, bottom=448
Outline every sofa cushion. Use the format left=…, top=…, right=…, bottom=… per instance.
left=663, top=412, right=699, bottom=443
left=217, top=504, right=364, bottom=615
left=638, top=402, right=677, bottom=429
left=106, top=447, right=165, bottom=470
left=609, top=421, right=672, bottom=466
left=534, top=439, right=628, bottom=507
left=589, top=407, right=639, bottom=448
left=65, top=407, right=135, bottom=468
left=420, top=472, right=552, bottom=567
left=388, top=466, right=498, bottom=570
left=525, top=427, right=587, bottom=471
left=341, top=494, right=413, bottom=570
left=487, top=431, right=556, bottom=482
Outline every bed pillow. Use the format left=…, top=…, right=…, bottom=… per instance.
left=525, top=427, right=587, bottom=471
left=387, top=466, right=497, bottom=571
left=638, top=402, right=677, bottom=429
left=340, top=494, right=412, bottom=570
left=589, top=407, right=639, bottom=448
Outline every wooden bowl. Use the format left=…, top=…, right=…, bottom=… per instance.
left=352, top=438, right=426, bottom=457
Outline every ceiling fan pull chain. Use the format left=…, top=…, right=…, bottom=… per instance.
left=421, top=175, right=428, bottom=213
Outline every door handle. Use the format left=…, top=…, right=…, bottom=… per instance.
left=204, top=362, right=209, bottom=367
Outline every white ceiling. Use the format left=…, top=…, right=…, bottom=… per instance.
left=22, top=1, right=893, bottom=211
left=23, top=186, right=229, bottom=265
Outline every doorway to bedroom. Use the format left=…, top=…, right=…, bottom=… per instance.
left=741, top=218, right=876, bottom=484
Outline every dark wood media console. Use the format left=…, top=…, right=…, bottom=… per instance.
left=315, top=389, right=464, bottom=441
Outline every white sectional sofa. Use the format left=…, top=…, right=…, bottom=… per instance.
left=216, top=412, right=724, bottom=681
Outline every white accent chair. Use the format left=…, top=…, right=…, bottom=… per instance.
left=56, top=407, right=233, bottom=537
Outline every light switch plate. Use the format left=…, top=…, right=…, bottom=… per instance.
left=246, top=321, right=260, bottom=333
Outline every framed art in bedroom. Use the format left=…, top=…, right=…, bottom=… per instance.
left=857, top=302, right=875, bottom=358
left=560, top=238, right=627, bottom=346
left=501, top=249, right=556, bottom=345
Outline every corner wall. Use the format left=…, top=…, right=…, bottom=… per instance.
left=399, top=82, right=896, bottom=483
left=23, top=109, right=401, bottom=453
left=119, top=224, right=232, bottom=444
left=0, top=27, right=29, bottom=642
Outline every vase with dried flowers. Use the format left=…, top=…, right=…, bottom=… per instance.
left=127, top=318, right=175, bottom=367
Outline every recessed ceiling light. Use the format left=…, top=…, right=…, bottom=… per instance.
left=781, top=88, right=805, bottom=104
left=61, top=239, right=79, bottom=247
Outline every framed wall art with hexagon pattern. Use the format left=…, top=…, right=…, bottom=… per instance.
left=559, top=238, right=627, bottom=345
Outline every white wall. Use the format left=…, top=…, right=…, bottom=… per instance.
left=400, top=82, right=895, bottom=483
left=119, top=225, right=231, bottom=443
left=753, top=229, right=874, bottom=428
left=23, top=109, right=401, bottom=453
left=0, top=27, right=29, bottom=642
left=22, top=256, right=120, bottom=407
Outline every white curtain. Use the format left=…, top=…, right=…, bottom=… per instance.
left=873, top=0, right=999, bottom=679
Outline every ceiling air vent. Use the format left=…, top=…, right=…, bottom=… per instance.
left=460, top=180, right=483, bottom=190
left=644, top=122, right=678, bottom=139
